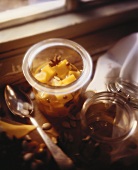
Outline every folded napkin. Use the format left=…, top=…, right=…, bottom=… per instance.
left=0, top=120, right=36, bottom=139
left=86, top=33, right=138, bottom=93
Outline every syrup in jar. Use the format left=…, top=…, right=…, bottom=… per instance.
left=81, top=92, right=136, bottom=143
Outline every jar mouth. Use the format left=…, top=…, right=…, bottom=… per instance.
left=81, top=91, right=137, bottom=143
left=22, top=38, right=93, bottom=95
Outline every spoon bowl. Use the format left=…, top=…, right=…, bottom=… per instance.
left=4, top=85, right=33, bottom=118
left=4, top=85, right=74, bottom=170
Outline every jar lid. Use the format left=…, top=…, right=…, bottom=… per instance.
left=107, top=78, right=138, bottom=109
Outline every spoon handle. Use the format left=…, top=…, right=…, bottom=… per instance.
left=29, top=116, right=75, bottom=170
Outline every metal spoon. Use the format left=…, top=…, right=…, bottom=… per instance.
left=4, top=85, right=75, bottom=170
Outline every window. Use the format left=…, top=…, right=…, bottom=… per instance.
left=0, top=0, right=66, bottom=29
left=1, top=0, right=138, bottom=53
left=1, top=0, right=134, bottom=29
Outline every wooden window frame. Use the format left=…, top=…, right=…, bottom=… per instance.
left=1, top=0, right=138, bottom=53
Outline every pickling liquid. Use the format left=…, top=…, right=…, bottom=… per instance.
left=81, top=96, right=137, bottom=168
left=85, top=103, right=128, bottom=140
left=32, top=56, right=82, bottom=117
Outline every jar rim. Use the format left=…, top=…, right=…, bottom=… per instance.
left=22, top=38, right=93, bottom=95
left=81, top=91, right=137, bottom=143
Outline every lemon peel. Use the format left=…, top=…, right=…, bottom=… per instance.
left=0, top=120, right=36, bottom=139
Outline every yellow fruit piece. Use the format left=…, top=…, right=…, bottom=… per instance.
left=51, top=101, right=65, bottom=108
left=55, top=93, right=73, bottom=104
left=50, top=77, right=62, bottom=86
left=0, top=120, right=36, bottom=139
left=41, top=65, right=56, bottom=82
left=69, top=70, right=81, bottom=78
left=37, top=91, right=49, bottom=99
left=34, top=71, right=47, bottom=83
left=62, top=74, right=76, bottom=85
left=55, top=59, right=69, bottom=79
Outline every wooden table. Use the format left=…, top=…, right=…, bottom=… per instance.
left=1, top=20, right=138, bottom=169
left=1, top=74, right=138, bottom=170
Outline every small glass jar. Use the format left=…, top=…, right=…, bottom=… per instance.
left=80, top=91, right=137, bottom=164
left=22, top=38, right=93, bottom=117
left=81, top=91, right=137, bottom=143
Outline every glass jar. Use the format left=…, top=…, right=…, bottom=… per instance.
left=22, top=38, right=93, bottom=117
left=81, top=91, right=137, bottom=143
left=80, top=91, right=137, bottom=165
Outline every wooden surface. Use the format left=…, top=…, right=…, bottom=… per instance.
left=1, top=75, right=138, bottom=170
left=1, top=18, right=138, bottom=169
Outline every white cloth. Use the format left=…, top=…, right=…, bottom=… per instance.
left=86, top=33, right=138, bottom=93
